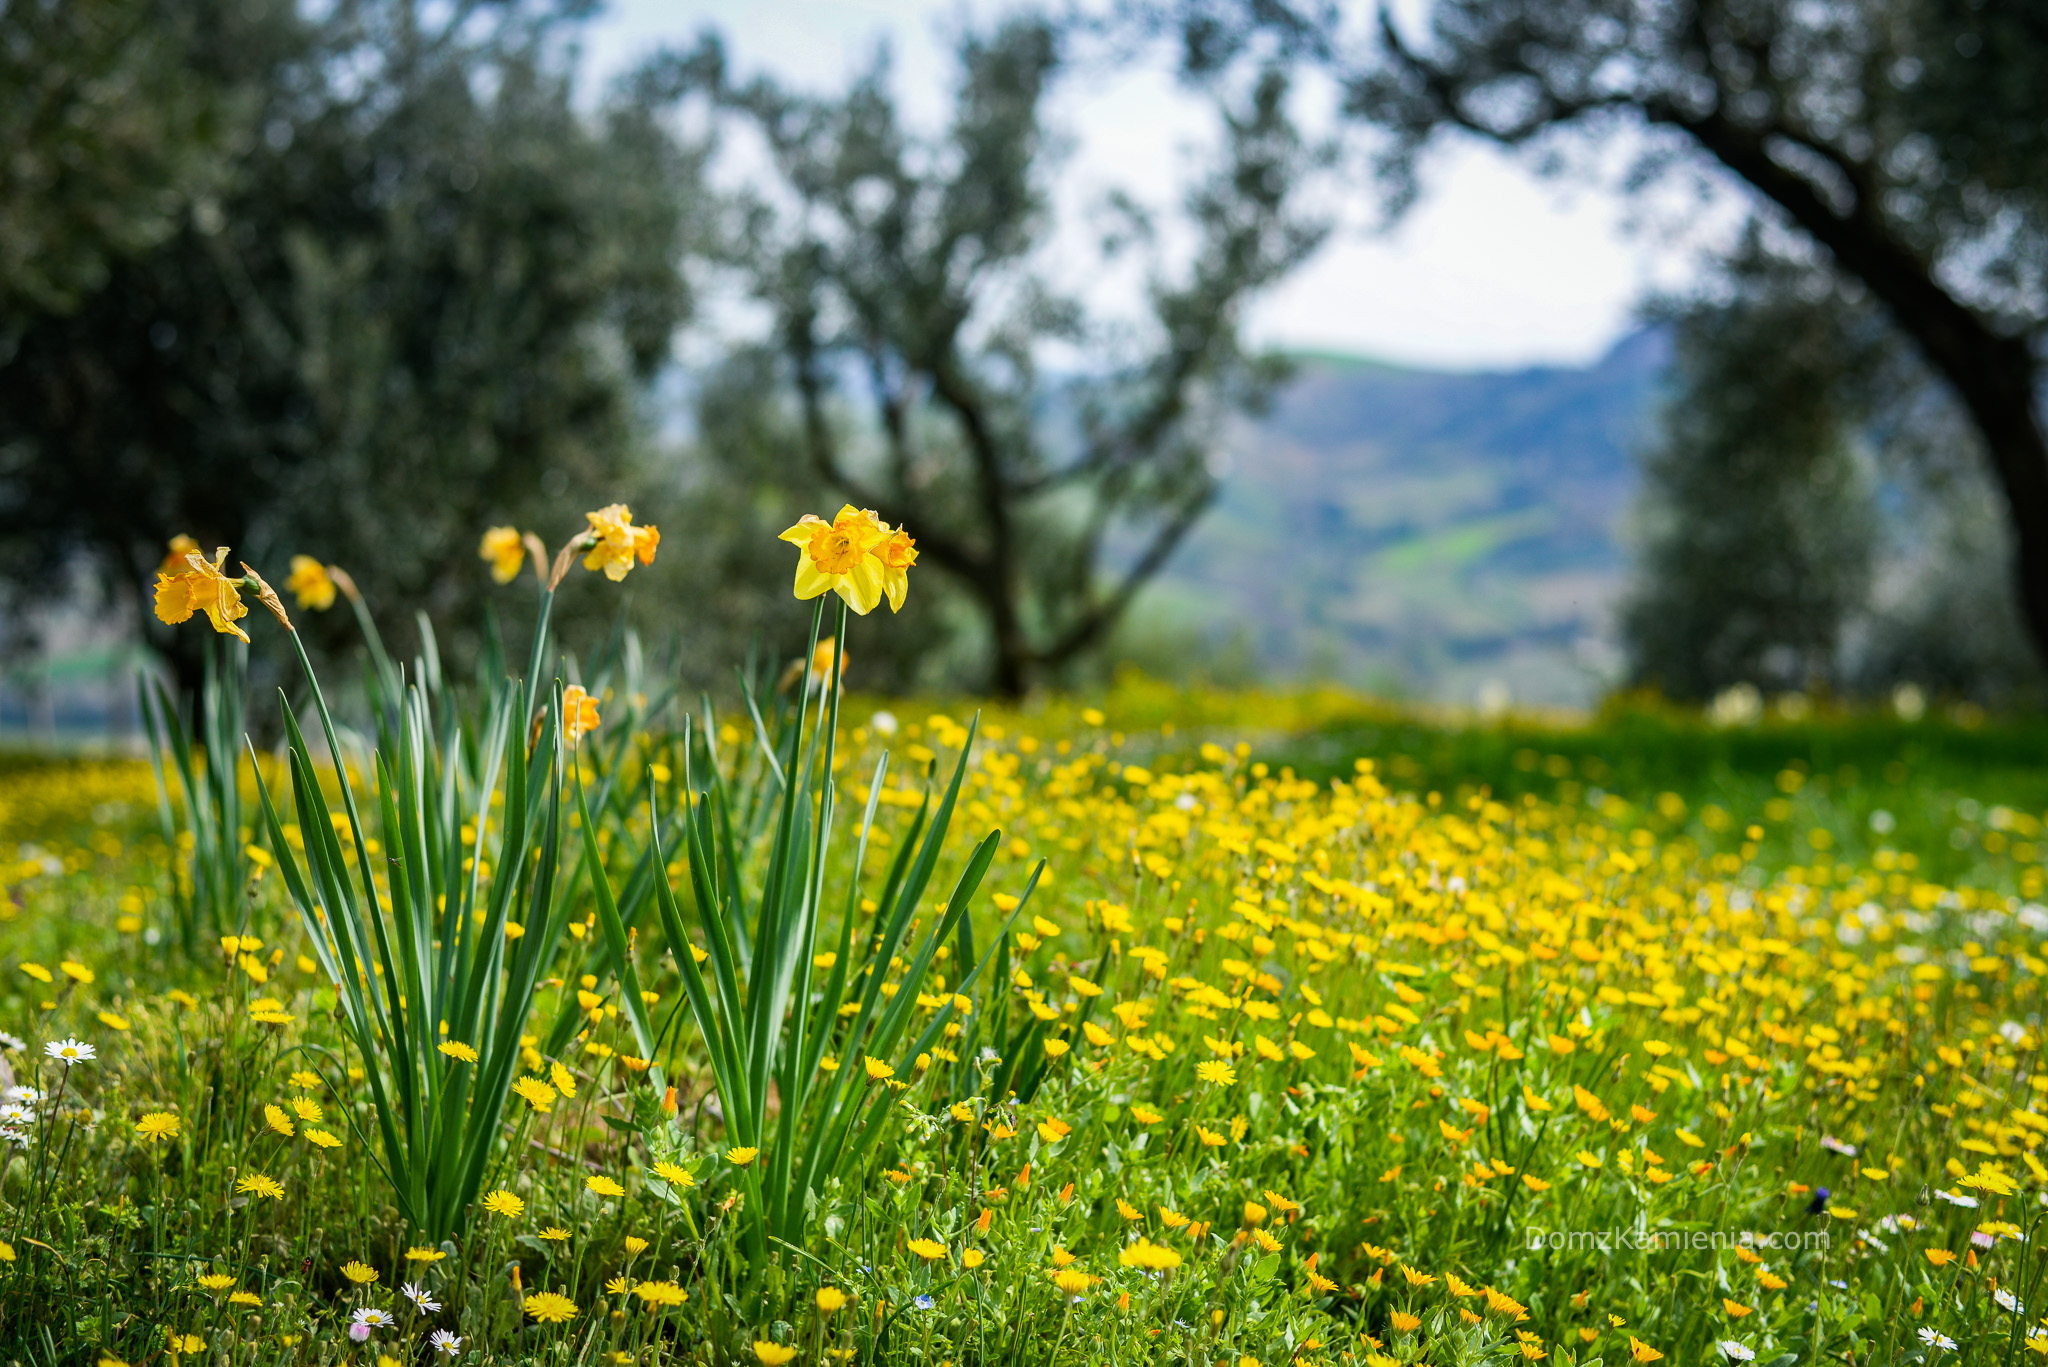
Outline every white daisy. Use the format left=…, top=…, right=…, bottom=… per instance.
left=0, top=1105, right=34, bottom=1126
left=1997, top=1288, right=2023, bottom=1313
left=352, top=1307, right=395, bottom=1329
left=1719, top=1343, right=1755, bottom=1362
left=43, top=1038, right=94, bottom=1065
left=0, top=1032, right=25, bottom=1051
left=402, top=1282, right=442, bottom=1313
left=3, top=1086, right=38, bottom=1104
left=430, top=1329, right=463, bottom=1356
left=1918, top=1327, right=1957, bottom=1351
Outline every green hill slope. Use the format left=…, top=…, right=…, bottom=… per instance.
left=1137, top=329, right=1668, bottom=705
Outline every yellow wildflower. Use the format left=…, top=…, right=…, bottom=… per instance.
left=135, top=1112, right=179, bottom=1143
left=524, top=1291, right=578, bottom=1324
left=482, top=1190, right=525, bottom=1217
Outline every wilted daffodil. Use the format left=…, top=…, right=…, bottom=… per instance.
left=480, top=526, right=527, bottom=584
left=582, top=504, right=659, bottom=581
left=779, top=505, right=915, bottom=615
left=285, top=556, right=337, bottom=611
left=154, top=545, right=250, bottom=642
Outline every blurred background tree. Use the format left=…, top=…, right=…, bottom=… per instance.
left=9, top=0, right=2044, bottom=710
left=1158, top=0, right=2048, bottom=701
left=0, top=0, right=704, bottom=683
left=0, top=0, right=247, bottom=323
left=648, top=19, right=1326, bottom=696
left=1626, top=227, right=2044, bottom=704
left=1620, top=233, right=1881, bottom=700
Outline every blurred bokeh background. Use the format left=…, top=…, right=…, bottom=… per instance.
left=3, top=0, right=2044, bottom=737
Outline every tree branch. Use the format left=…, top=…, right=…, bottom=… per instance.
left=1652, top=102, right=2010, bottom=383
left=1031, top=481, right=1217, bottom=667
left=788, top=308, right=984, bottom=578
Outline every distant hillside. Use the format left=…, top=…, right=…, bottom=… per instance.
left=1133, top=329, right=1669, bottom=706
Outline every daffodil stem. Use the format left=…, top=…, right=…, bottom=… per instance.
left=521, top=587, right=558, bottom=735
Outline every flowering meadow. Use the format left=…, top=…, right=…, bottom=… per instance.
left=2, top=512, right=2048, bottom=1366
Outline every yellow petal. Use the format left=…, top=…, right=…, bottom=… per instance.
left=153, top=575, right=197, bottom=626
left=838, top=558, right=884, bottom=615
left=884, top=566, right=908, bottom=613
left=793, top=558, right=835, bottom=601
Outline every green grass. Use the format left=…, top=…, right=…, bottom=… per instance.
left=1263, top=702, right=2048, bottom=887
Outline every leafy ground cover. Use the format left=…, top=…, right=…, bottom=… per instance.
left=1, top=608, right=2046, bottom=1364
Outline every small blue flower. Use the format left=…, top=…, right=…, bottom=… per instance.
left=914, top=1295, right=935, bottom=1311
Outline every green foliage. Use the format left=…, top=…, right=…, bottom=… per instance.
left=16, top=675, right=2048, bottom=1361
left=1165, top=0, right=2048, bottom=684
left=1622, top=239, right=1879, bottom=700
left=0, top=0, right=701, bottom=676
left=0, top=0, right=255, bottom=318
left=642, top=599, right=1036, bottom=1268
left=253, top=597, right=579, bottom=1241
left=1622, top=229, right=2046, bottom=704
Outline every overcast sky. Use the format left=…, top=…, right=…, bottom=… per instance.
left=577, top=0, right=1733, bottom=372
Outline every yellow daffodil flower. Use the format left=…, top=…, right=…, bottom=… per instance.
left=778, top=505, right=914, bottom=615
left=582, top=503, right=659, bottom=581
left=285, top=556, right=337, bottom=611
